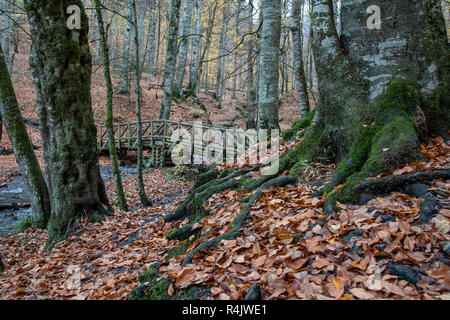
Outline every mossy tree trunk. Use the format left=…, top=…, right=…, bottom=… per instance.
left=25, top=0, right=112, bottom=240
left=294, top=0, right=449, bottom=208
left=130, top=0, right=152, bottom=207
left=174, top=0, right=195, bottom=98
left=94, top=0, right=129, bottom=212
left=0, top=43, right=51, bottom=228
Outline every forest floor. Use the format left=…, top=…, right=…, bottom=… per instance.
left=0, top=50, right=449, bottom=300
left=0, top=134, right=449, bottom=300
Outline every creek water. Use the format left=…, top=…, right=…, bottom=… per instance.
left=0, top=165, right=138, bottom=236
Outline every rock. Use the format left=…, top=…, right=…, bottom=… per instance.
left=244, top=284, right=261, bottom=300
left=387, top=262, right=421, bottom=286
left=0, top=256, right=4, bottom=271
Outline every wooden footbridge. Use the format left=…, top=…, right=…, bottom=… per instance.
left=98, top=119, right=242, bottom=167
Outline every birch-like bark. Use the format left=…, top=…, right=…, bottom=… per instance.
left=232, top=0, right=243, bottom=100
left=147, top=8, right=156, bottom=89
left=215, top=3, right=230, bottom=103
left=160, top=0, right=182, bottom=120
left=0, top=44, right=51, bottom=228
left=174, top=0, right=195, bottom=98
left=246, top=1, right=256, bottom=129
left=187, top=0, right=203, bottom=95
left=291, top=0, right=310, bottom=116
left=1, top=0, right=10, bottom=71
left=119, top=0, right=132, bottom=94
left=257, top=0, right=281, bottom=130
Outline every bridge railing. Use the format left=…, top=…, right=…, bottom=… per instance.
left=98, top=119, right=238, bottom=152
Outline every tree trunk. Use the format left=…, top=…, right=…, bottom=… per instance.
left=160, top=0, right=182, bottom=120
left=291, top=0, right=310, bottom=116
left=129, top=0, right=152, bottom=207
left=288, top=0, right=449, bottom=209
left=215, top=3, right=230, bottom=104
left=341, top=0, right=449, bottom=138
left=257, top=0, right=281, bottom=130
left=187, top=0, right=203, bottom=96
left=147, top=7, right=157, bottom=89
left=1, top=0, right=10, bottom=72
left=119, top=0, right=132, bottom=95
left=174, top=0, right=195, bottom=98
left=246, top=1, right=256, bottom=129
left=26, top=0, right=112, bottom=240
left=94, top=0, right=129, bottom=212
left=0, top=43, right=51, bottom=228
left=231, top=0, right=243, bottom=101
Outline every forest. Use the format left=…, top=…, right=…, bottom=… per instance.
left=0, top=0, right=449, bottom=301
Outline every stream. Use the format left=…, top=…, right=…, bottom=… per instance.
left=0, top=165, right=138, bottom=237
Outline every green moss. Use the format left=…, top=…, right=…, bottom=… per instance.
left=324, top=79, right=423, bottom=210
left=167, top=242, right=190, bottom=258
left=219, top=167, right=235, bottom=179
left=166, top=224, right=200, bottom=241
left=187, top=198, right=209, bottom=224
left=87, top=213, right=104, bottom=223
left=193, top=166, right=217, bottom=190
left=138, top=264, right=160, bottom=284
left=237, top=175, right=258, bottom=191
left=282, top=109, right=316, bottom=141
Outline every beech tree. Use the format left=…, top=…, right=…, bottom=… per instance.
left=25, top=0, right=112, bottom=241
left=160, top=0, right=182, bottom=120
left=291, top=0, right=310, bottom=116
left=94, top=0, right=129, bottom=212
left=130, top=0, right=152, bottom=207
left=0, top=43, right=51, bottom=228
left=173, top=0, right=195, bottom=98
left=257, top=0, right=281, bottom=130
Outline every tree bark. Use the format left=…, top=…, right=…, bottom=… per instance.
left=1, top=0, right=10, bottom=72
left=246, top=1, right=256, bottom=129
left=147, top=7, right=157, bottom=89
left=160, top=0, right=182, bottom=120
left=174, top=0, right=195, bottom=98
left=187, top=0, right=203, bottom=96
left=130, top=0, right=152, bottom=207
left=119, top=0, right=132, bottom=95
left=94, top=0, right=129, bottom=212
left=257, top=0, right=281, bottom=130
left=0, top=43, right=51, bottom=228
left=215, top=3, right=230, bottom=104
left=291, top=0, right=310, bottom=116
left=26, top=0, right=112, bottom=239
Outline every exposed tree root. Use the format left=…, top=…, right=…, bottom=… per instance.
left=182, top=175, right=297, bottom=266
left=164, top=164, right=266, bottom=223
left=353, top=169, right=450, bottom=204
